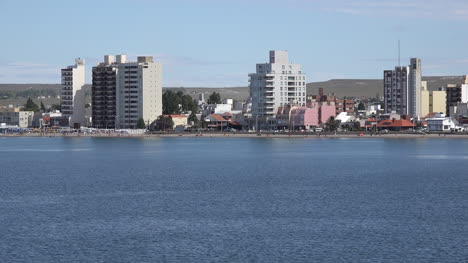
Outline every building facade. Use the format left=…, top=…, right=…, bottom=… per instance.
left=408, top=58, right=422, bottom=117
left=92, top=57, right=118, bottom=129
left=384, top=66, right=409, bottom=115
left=92, top=55, right=162, bottom=129
left=335, top=99, right=355, bottom=115
left=446, top=76, right=468, bottom=116
left=61, top=58, right=86, bottom=127
left=383, top=58, right=422, bottom=117
left=249, top=51, right=307, bottom=127
left=421, top=82, right=446, bottom=117
left=0, top=108, right=34, bottom=128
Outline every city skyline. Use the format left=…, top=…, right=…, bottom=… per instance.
left=1, top=0, right=468, bottom=86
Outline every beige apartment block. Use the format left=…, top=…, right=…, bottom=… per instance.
left=421, top=81, right=446, bottom=117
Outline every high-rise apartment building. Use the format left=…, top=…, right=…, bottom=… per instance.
left=61, top=58, right=86, bottom=127
left=384, top=66, right=409, bottom=115
left=92, top=55, right=162, bottom=129
left=383, top=58, right=422, bottom=116
left=249, top=51, right=307, bottom=122
left=92, top=57, right=118, bottom=129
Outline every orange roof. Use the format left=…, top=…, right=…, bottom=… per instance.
left=210, top=114, right=226, bottom=121
left=377, top=119, right=415, bottom=127
left=367, top=118, right=377, bottom=122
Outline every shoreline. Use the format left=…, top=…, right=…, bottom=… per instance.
left=2, top=133, right=468, bottom=139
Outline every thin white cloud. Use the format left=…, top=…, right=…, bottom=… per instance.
left=0, top=62, right=60, bottom=83
left=313, top=0, right=468, bottom=20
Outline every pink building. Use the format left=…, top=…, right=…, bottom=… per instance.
left=276, top=104, right=320, bottom=129
left=320, top=102, right=336, bottom=124
left=276, top=99, right=337, bottom=130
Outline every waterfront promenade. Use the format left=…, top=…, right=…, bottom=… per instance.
left=2, top=131, right=468, bottom=139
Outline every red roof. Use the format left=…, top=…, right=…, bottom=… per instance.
left=377, top=119, right=415, bottom=128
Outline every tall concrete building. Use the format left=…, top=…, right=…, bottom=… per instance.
left=92, top=57, right=118, bottom=129
left=92, top=55, right=162, bottom=129
left=61, top=58, right=86, bottom=127
left=408, top=58, right=422, bottom=117
left=383, top=58, right=422, bottom=116
left=384, top=66, right=409, bottom=115
left=249, top=51, right=307, bottom=127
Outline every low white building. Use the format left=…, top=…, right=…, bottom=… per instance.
left=426, top=113, right=458, bottom=132
left=202, top=103, right=232, bottom=115
left=335, top=112, right=356, bottom=123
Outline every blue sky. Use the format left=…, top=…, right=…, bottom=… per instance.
left=0, top=0, right=467, bottom=86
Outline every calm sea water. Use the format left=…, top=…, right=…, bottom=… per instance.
left=0, top=137, right=467, bottom=262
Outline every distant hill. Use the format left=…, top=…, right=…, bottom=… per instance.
left=0, top=76, right=464, bottom=107
left=306, top=76, right=463, bottom=98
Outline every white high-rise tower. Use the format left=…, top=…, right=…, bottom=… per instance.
left=249, top=51, right=307, bottom=124
left=61, top=58, right=86, bottom=127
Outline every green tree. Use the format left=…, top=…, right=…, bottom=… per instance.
left=136, top=118, right=146, bottom=129
left=153, top=115, right=174, bottom=131
left=182, top=94, right=198, bottom=113
left=353, top=121, right=361, bottom=131
left=162, top=90, right=181, bottom=114
left=40, top=101, right=46, bottom=112
left=207, top=92, right=221, bottom=104
left=188, top=113, right=199, bottom=127
left=163, top=90, right=199, bottom=114
left=23, top=97, right=39, bottom=112
left=325, top=116, right=340, bottom=132
left=357, top=102, right=365, bottom=111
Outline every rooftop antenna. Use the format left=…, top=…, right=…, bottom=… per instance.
left=398, top=39, right=401, bottom=67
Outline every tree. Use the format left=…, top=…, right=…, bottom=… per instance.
left=162, top=90, right=181, bottom=114
left=152, top=115, right=174, bottom=131
left=325, top=116, right=340, bottom=132
left=353, top=121, right=361, bottom=131
left=136, top=118, right=146, bottom=129
left=40, top=101, right=46, bottom=112
left=162, top=90, right=199, bottom=115
left=207, top=92, right=221, bottom=104
left=357, top=102, right=365, bottom=111
left=188, top=113, right=199, bottom=127
left=23, top=97, right=39, bottom=112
